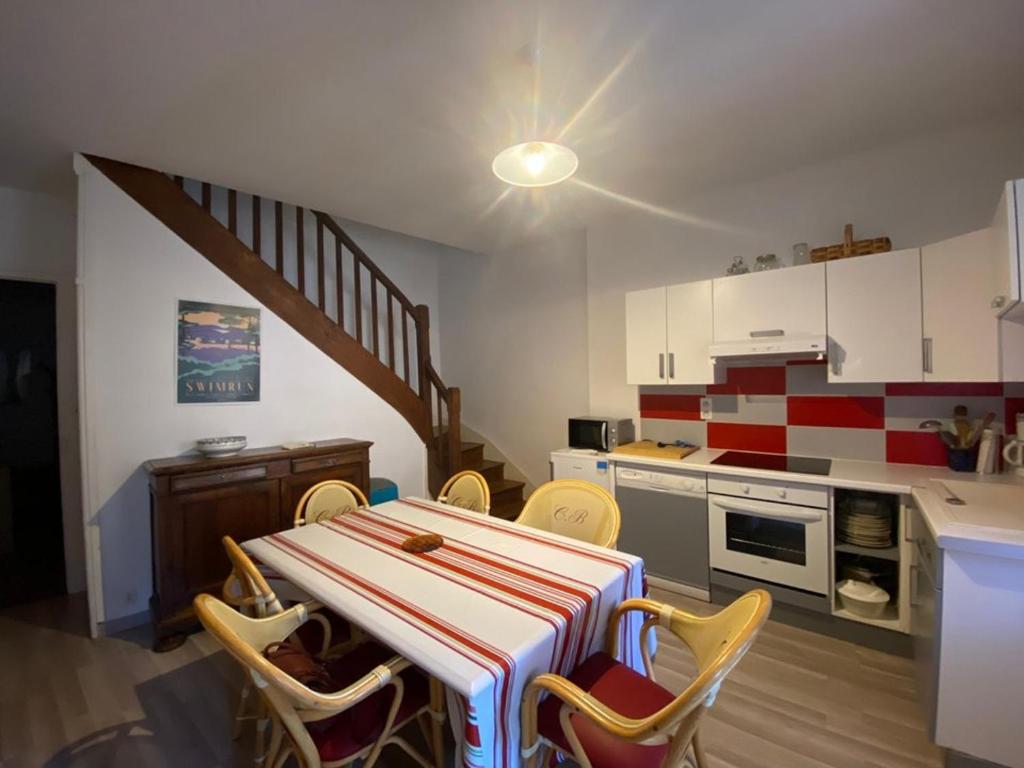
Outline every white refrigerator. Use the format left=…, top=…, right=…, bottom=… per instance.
left=549, top=448, right=612, bottom=491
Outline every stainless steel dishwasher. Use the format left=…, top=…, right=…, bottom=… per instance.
left=615, top=464, right=709, bottom=599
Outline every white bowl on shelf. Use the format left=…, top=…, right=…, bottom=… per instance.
left=195, top=436, right=247, bottom=458
left=836, top=579, right=890, bottom=619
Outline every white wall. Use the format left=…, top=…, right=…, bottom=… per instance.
left=76, top=163, right=431, bottom=623
left=439, top=230, right=590, bottom=487
left=587, top=118, right=1024, bottom=420
left=0, top=186, right=84, bottom=594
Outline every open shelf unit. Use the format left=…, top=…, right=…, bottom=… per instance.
left=831, top=488, right=910, bottom=633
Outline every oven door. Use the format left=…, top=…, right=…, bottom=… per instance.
left=708, top=494, right=829, bottom=595
left=568, top=419, right=608, bottom=452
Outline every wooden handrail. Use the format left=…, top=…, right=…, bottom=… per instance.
left=94, top=155, right=461, bottom=493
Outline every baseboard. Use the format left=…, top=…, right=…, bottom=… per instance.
left=647, top=575, right=710, bottom=602
left=946, top=751, right=1011, bottom=768
left=99, top=608, right=150, bottom=636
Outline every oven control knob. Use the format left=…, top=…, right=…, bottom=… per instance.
left=740, top=484, right=750, bottom=494
left=777, top=489, right=787, bottom=499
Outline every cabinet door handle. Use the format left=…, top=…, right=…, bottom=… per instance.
left=668, top=352, right=675, bottom=379
left=750, top=329, right=784, bottom=338
left=658, top=353, right=665, bottom=380
left=922, top=337, right=933, bottom=374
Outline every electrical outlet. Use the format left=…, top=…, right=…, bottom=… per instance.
left=700, top=397, right=712, bottom=420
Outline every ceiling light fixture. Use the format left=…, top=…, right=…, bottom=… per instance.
left=492, top=141, right=578, bottom=187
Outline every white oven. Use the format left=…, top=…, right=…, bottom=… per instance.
left=707, top=476, right=829, bottom=595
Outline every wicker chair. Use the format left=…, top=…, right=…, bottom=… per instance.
left=516, top=480, right=621, bottom=549
left=221, top=536, right=357, bottom=762
left=520, top=590, right=771, bottom=768
left=294, top=480, right=369, bottom=527
left=437, top=470, right=491, bottom=514
left=195, top=593, right=446, bottom=768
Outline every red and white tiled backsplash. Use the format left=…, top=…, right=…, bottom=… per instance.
left=639, top=361, right=1024, bottom=466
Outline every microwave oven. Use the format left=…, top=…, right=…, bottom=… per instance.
left=568, top=417, right=635, bottom=453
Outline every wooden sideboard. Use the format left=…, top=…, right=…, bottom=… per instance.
left=144, top=438, right=371, bottom=650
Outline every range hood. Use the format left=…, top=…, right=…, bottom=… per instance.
left=708, top=333, right=828, bottom=360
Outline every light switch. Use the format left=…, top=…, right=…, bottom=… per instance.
left=700, top=397, right=712, bottom=420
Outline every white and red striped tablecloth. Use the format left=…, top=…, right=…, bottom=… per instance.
left=244, top=497, right=646, bottom=768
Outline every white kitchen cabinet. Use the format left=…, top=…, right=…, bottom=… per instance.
left=666, top=280, right=716, bottom=385
left=625, top=286, right=667, bottom=384
left=712, top=263, right=826, bottom=342
left=626, top=281, right=716, bottom=385
left=922, top=230, right=1001, bottom=381
left=827, top=248, right=923, bottom=383
left=990, top=179, right=1024, bottom=322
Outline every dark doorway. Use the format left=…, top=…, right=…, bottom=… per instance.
left=0, top=278, right=65, bottom=608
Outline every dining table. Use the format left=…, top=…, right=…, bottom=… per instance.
left=244, top=496, right=647, bottom=768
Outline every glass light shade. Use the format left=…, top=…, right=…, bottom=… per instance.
left=492, top=141, right=578, bottom=187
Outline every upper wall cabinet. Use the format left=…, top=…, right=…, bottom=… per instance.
left=827, top=249, right=923, bottom=383
left=922, top=230, right=1001, bottom=382
left=626, top=286, right=667, bottom=384
left=626, top=280, right=717, bottom=385
left=990, top=179, right=1024, bottom=322
left=712, top=263, right=826, bottom=342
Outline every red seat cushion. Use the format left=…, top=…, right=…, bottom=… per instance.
left=306, top=642, right=429, bottom=762
left=295, top=608, right=352, bottom=653
left=537, top=652, right=675, bottom=768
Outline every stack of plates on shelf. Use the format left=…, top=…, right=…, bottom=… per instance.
left=837, top=499, right=892, bottom=548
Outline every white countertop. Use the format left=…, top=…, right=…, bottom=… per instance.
left=554, top=447, right=1024, bottom=559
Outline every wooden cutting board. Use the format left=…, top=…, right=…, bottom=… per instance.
left=613, top=440, right=699, bottom=460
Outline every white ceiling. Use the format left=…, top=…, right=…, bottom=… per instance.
left=2, top=0, right=1023, bottom=253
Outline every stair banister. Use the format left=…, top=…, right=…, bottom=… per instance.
left=85, top=154, right=460, bottom=492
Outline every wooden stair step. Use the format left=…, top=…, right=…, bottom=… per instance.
left=490, top=499, right=524, bottom=522
left=475, top=459, right=505, bottom=483
left=488, top=477, right=525, bottom=504
left=460, top=441, right=485, bottom=468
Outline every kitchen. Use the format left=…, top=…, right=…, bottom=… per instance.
left=554, top=178, right=1024, bottom=768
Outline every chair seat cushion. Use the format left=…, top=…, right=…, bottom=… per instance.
left=307, top=642, right=429, bottom=762
left=537, top=651, right=675, bottom=768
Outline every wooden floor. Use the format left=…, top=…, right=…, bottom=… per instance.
left=0, top=590, right=943, bottom=768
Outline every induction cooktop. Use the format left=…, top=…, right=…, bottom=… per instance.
left=710, top=451, right=832, bottom=475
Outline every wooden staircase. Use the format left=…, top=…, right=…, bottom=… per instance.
left=457, top=441, right=525, bottom=520
left=84, top=155, right=466, bottom=494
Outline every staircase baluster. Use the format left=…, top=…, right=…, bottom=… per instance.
left=402, top=308, right=411, bottom=385
left=252, top=196, right=261, bottom=256
left=371, top=274, right=380, bottom=358
left=414, top=305, right=430, bottom=400
left=316, top=217, right=325, bottom=311
left=387, top=294, right=395, bottom=371
left=354, top=256, right=363, bottom=345
left=227, top=189, right=237, bottom=235
left=335, top=238, right=345, bottom=330
left=173, top=175, right=184, bottom=189
left=201, top=182, right=211, bottom=212
left=275, top=201, right=284, bottom=275
left=296, top=207, right=305, bottom=299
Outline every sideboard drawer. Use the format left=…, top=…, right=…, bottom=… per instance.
left=292, top=453, right=355, bottom=474
left=170, top=465, right=268, bottom=493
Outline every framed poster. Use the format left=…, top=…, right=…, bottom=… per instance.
left=176, top=300, right=260, bottom=403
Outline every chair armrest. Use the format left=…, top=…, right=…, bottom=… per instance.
left=299, top=655, right=413, bottom=715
